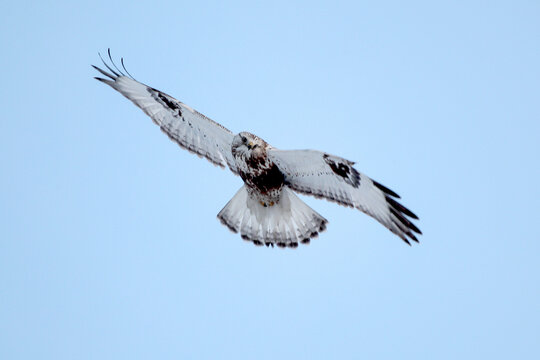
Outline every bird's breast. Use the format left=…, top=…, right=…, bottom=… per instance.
left=235, top=154, right=285, bottom=196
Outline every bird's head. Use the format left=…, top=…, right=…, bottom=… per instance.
left=232, top=132, right=266, bottom=158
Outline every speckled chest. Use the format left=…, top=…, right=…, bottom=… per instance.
left=234, top=152, right=285, bottom=201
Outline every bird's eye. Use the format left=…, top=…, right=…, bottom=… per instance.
left=241, top=136, right=247, bottom=143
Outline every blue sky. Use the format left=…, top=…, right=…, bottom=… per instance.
left=1, top=1, right=539, bottom=359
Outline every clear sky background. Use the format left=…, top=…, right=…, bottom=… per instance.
left=1, top=1, right=539, bottom=359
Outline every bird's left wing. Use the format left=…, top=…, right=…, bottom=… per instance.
left=268, top=149, right=421, bottom=244
left=93, top=53, right=238, bottom=174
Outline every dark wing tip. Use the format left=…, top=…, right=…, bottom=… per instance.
left=386, top=196, right=419, bottom=220
left=108, top=48, right=126, bottom=77
left=390, top=206, right=422, bottom=235
left=98, top=51, right=120, bottom=77
left=121, top=57, right=136, bottom=79
left=373, top=180, right=401, bottom=199
left=387, top=196, right=422, bottom=244
left=371, top=179, right=422, bottom=244
left=408, top=232, right=419, bottom=243
left=92, top=64, right=117, bottom=80
left=94, top=77, right=114, bottom=85
left=94, top=50, right=137, bottom=82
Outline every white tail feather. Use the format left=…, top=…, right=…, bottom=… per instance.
left=217, top=186, right=328, bottom=247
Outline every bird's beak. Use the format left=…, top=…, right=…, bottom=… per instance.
left=248, top=142, right=253, bottom=150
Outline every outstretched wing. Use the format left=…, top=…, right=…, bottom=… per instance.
left=268, top=149, right=421, bottom=244
left=93, top=52, right=237, bottom=173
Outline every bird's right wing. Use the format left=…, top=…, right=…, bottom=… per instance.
left=93, top=52, right=238, bottom=174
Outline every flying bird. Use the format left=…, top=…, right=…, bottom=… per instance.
left=93, top=50, right=421, bottom=248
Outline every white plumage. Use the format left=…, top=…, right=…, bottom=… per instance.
left=93, top=51, right=421, bottom=247
left=217, top=186, right=327, bottom=247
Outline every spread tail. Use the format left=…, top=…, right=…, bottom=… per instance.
left=217, top=186, right=327, bottom=248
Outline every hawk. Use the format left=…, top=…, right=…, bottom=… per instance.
left=93, top=51, right=421, bottom=248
